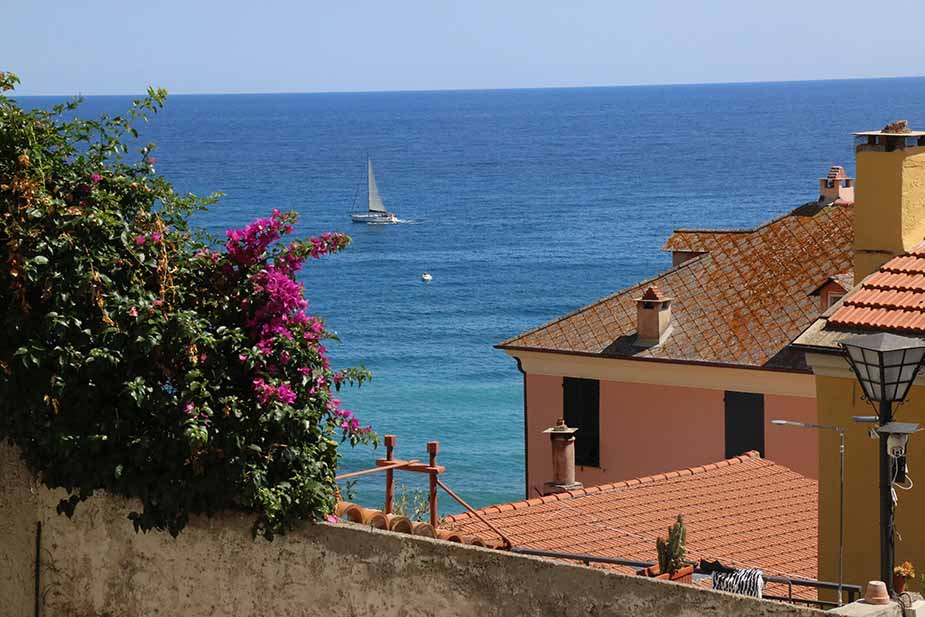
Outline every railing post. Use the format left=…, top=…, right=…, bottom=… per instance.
left=427, top=441, right=439, bottom=528
left=384, top=435, right=396, bottom=514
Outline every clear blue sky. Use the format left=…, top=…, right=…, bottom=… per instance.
left=6, top=0, right=925, bottom=95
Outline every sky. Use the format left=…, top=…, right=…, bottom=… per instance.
left=5, top=0, right=925, bottom=95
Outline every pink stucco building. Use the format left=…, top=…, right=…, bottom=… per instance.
left=499, top=168, right=856, bottom=497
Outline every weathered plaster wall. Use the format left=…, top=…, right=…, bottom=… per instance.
left=0, top=443, right=41, bottom=617
left=525, top=375, right=819, bottom=494
left=0, top=444, right=826, bottom=617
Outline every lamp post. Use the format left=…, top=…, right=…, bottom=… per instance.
left=840, top=333, right=925, bottom=596
left=771, top=419, right=846, bottom=605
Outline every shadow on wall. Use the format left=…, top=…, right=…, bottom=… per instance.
left=0, top=445, right=826, bottom=617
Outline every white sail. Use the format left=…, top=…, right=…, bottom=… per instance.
left=367, top=159, right=386, bottom=213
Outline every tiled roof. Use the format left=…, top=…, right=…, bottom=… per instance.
left=499, top=202, right=854, bottom=368
left=661, top=229, right=750, bottom=253
left=831, top=272, right=854, bottom=291
left=828, top=243, right=925, bottom=332
left=808, top=272, right=852, bottom=297
left=442, top=452, right=817, bottom=583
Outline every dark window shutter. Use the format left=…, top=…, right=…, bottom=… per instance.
left=563, top=377, right=600, bottom=467
left=724, top=391, right=765, bottom=458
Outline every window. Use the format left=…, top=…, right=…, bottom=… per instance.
left=826, top=292, right=845, bottom=308
left=724, top=391, right=765, bottom=458
left=563, top=377, right=600, bottom=467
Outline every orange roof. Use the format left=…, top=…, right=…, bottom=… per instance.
left=499, top=202, right=854, bottom=368
left=661, top=229, right=751, bottom=253
left=641, top=286, right=667, bottom=301
left=829, top=243, right=925, bottom=332
left=812, top=272, right=852, bottom=294
left=442, top=452, right=817, bottom=582
left=824, top=166, right=851, bottom=181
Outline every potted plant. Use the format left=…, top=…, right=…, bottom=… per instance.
left=637, top=515, right=694, bottom=583
left=894, top=561, right=916, bottom=594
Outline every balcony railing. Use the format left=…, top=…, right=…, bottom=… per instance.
left=510, top=547, right=861, bottom=609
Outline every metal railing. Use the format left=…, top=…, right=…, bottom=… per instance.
left=510, top=547, right=861, bottom=609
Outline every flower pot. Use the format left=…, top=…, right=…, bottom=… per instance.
left=635, top=564, right=694, bottom=584
left=637, top=565, right=667, bottom=579
left=894, top=574, right=907, bottom=594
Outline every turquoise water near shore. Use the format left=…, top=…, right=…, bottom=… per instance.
left=22, top=77, right=925, bottom=512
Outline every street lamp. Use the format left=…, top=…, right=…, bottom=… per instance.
left=771, top=420, right=846, bottom=605
left=840, top=332, right=925, bottom=596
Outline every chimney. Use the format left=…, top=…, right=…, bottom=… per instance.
left=542, top=419, right=583, bottom=495
left=818, top=166, right=854, bottom=205
left=853, top=120, right=925, bottom=282
left=634, top=286, right=672, bottom=347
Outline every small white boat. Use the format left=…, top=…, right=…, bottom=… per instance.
left=421, top=272, right=432, bottom=282
left=351, top=159, right=399, bottom=224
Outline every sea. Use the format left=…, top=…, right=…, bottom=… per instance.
left=21, top=77, right=925, bottom=513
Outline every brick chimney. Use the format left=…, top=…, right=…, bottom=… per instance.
left=853, top=120, right=925, bottom=282
left=542, top=419, right=583, bottom=495
left=819, top=166, right=854, bottom=205
left=634, top=286, right=672, bottom=347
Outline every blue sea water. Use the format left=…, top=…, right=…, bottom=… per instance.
left=21, top=77, right=925, bottom=512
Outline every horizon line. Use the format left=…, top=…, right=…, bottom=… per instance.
left=13, top=73, right=925, bottom=98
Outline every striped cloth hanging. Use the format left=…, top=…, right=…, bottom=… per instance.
left=712, top=569, right=764, bottom=598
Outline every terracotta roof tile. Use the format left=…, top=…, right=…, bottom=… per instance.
left=500, top=202, right=853, bottom=368
left=661, top=229, right=751, bottom=253
left=442, top=452, right=817, bottom=586
left=829, top=243, right=925, bottom=333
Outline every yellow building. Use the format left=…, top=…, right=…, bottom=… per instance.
left=795, top=125, right=925, bottom=592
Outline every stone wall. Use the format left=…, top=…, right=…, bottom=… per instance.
left=0, top=445, right=826, bottom=617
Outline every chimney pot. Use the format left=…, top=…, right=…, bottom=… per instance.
left=818, top=165, right=854, bottom=205
left=634, top=286, right=673, bottom=347
left=542, top=420, right=583, bottom=495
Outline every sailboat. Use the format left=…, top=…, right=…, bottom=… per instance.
left=351, top=159, right=399, bottom=224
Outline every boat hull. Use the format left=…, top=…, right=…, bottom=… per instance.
left=351, top=212, right=399, bottom=224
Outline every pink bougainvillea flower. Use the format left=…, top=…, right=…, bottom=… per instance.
left=183, top=402, right=195, bottom=415
left=276, top=383, right=296, bottom=405
left=150, top=232, right=163, bottom=245
left=128, top=306, right=139, bottom=318
left=90, top=173, right=102, bottom=183
left=134, top=235, right=146, bottom=246
left=252, top=378, right=276, bottom=405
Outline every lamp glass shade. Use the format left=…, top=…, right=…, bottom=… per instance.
left=841, top=333, right=925, bottom=403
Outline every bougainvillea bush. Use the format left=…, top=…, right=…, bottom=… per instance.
left=0, top=72, right=375, bottom=538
